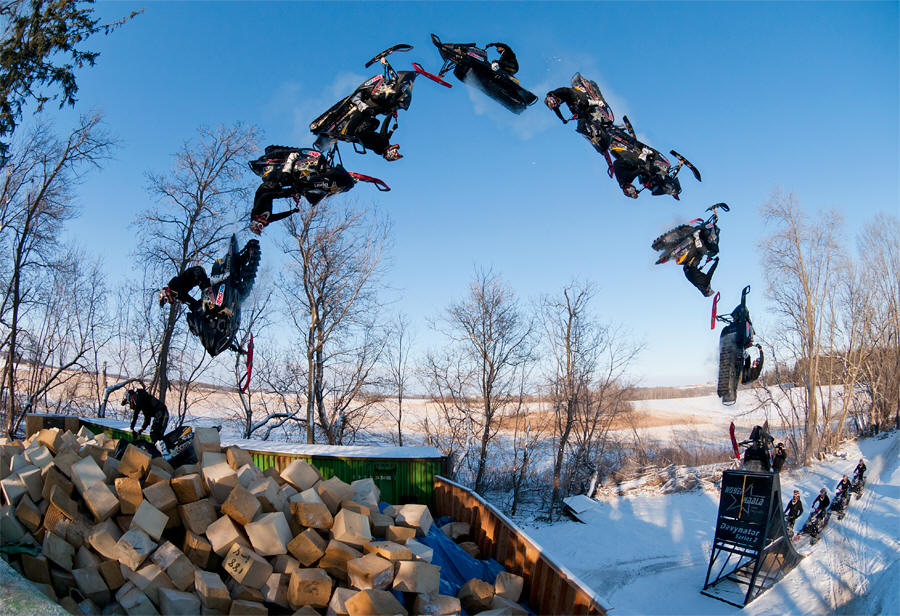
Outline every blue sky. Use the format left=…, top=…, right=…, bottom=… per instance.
left=39, top=1, right=899, bottom=386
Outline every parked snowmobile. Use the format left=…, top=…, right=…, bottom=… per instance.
left=715, top=286, right=764, bottom=405
left=545, top=72, right=616, bottom=167
left=310, top=44, right=450, bottom=159
left=112, top=425, right=197, bottom=468
left=608, top=116, right=700, bottom=199
left=738, top=424, right=774, bottom=472
left=653, top=203, right=728, bottom=266
left=430, top=33, right=537, bottom=114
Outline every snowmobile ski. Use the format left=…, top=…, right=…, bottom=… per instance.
left=729, top=422, right=740, bottom=460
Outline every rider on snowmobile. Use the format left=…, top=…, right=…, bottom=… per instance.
left=159, top=266, right=211, bottom=312
left=772, top=442, right=787, bottom=472
left=486, top=42, right=518, bottom=75
left=123, top=387, right=169, bottom=443
left=811, top=488, right=830, bottom=520
left=853, top=458, right=867, bottom=482
left=784, top=489, right=803, bottom=530
left=612, top=152, right=681, bottom=199
left=545, top=77, right=614, bottom=158
left=836, top=474, right=851, bottom=495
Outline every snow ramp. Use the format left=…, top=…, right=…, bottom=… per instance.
left=701, top=469, right=803, bottom=607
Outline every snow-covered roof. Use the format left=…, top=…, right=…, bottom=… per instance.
left=221, top=438, right=444, bottom=460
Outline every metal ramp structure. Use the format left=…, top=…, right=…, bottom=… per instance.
left=701, top=469, right=803, bottom=608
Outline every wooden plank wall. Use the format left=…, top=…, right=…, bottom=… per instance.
left=433, top=476, right=607, bottom=616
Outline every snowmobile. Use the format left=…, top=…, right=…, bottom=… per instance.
left=545, top=73, right=616, bottom=163
left=249, top=145, right=390, bottom=203
left=309, top=44, right=451, bottom=157
left=737, top=424, right=774, bottom=472
left=850, top=472, right=866, bottom=499
left=797, top=508, right=830, bottom=544
left=652, top=203, right=729, bottom=266
left=185, top=234, right=259, bottom=365
left=715, top=286, right=764, bottom=405
left=608, top=116, right=701, bottom=199
left=430, top=33, right=537, bottom=113
left=112, top=425, right=197, bottom=468
left=829, top=485, right=851, bottom=520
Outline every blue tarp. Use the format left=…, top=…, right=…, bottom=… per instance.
left=421, top=515, right=505, bottom=597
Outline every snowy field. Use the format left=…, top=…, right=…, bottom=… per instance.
left=518, top=431, right=900, bottom=615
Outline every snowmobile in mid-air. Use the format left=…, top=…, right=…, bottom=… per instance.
left=430, top=33, right=537, bottom=113
left=653, top=203, right=728, bottom=266
left=715, top=285, right=764, bottom=405
left=607, top=116, right=700, bottom=199
left=545, top=72, right=615, bottom=164
left=309, top=44, right=451, bottom=159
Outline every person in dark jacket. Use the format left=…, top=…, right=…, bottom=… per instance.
left=784, top=489, right=804, bottom=530
left=772, top=442, right=787, bottom=472
left=122, top=387, right=169, bottom=443
left=853, top=458, right=867, bottom=482
left=683, top=258, right=719, bottom=298
left=158, top=266, right=210, bottom=311
left=811, top=488, right=830, bottom=520
left=486, top=42, right=518, bottom=74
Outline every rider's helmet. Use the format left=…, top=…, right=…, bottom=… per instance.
left=383, top=144, right=403, bottom=162
left=544, top=93, right=561, bottom=109
left=249, top=213, right=269, bottom=235
left=158, top=287, right=176, bottom=308
left=121, top=389, right=135, bottom=407
left=623, top=184, right=639, bottom=199
left=793, top=489, right=800, bottom=497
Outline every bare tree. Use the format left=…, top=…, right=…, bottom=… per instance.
left=136, top=124, right=257, bottom=407
left=427, top=269, right=534, bottom=493
left=381, top=313, right=414, bottom=445
left=760, top=191, right=843, bottom=462
left=0, top=115, right=112, bottom=435
left=279, top=196, right=389, bottom=443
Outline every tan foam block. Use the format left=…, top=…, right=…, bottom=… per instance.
left=195, top=570, right=232, bottom=612
left=14, top=493, right=41, bottom=533
left=287, top=568, right=333, bottom=609
left=340, top=501, right=371, bottom=517
left=263, top=466, right=285, bottom=485
left=249, top=476, right=283, bottom=513
left=350, top=478, right=380, bottom=509
left=129, top=562, right=176, bottom=607
left=73, top=565, right=111, bottom=605
left=40, top=465, right=74, bottom=502
left=35, top=429, right=61, bottom=454
left=0, top=474, right=26, bottom=505
left=87, top=519, right=122, bottom=560
left=261, top=572, right=290, bottom=608
left=229, top=599, right=268, bottom=615
left=152, top=541, right=196, bottom=591
left=458, top=578, right=494, bottom=614
left=118, top=444, right=152, bottom=480
left=318, top=539, right=363, bottom=582
left=144, top=465, right=171, bottom=487
left=66, top=514, right=91, bottom=549
left=222, top=542, right=274, bottom=589
left=316, top=477, right=353, bottom=515
left=52, top=450, right=81, bottom=479
left=227, top=578, right=265, bottom=603
left=279, top=483, right=299, bottom=505
left=116, top=581, right=160, bottom=615
left=370, top=513, right=393, bottom=538
left=193, top=427, right=221, bottom=457
left=99, top=558, right=127, bottom=590
left=394, top=504, right=433, bottom=537
left=272, top=554, right=301, bottom=575
left=143, top=480, right=178, bottom=512
left=458, top=541, right=480, bottom=559
left=114, top=477, right=143, bottom=515
left=202, top=462, right=238, bottom=503
left=345, top=589, right=409, bottom=616
left=393, top=560, right=440, bottom=594
left=201, top=450, right=227, bottom=468
left=183, top=529, right=213, bottom=568
left=207, top=514, right=248, bottom=557
left=385, top=525, right=415, bottom=543
left=245, top=511, right=293, bottom=556
left=490, top=594, right=528, bottom=615
left=281, top=460, right=321, bottom=492
left=440, top=521, right=471, bottom=541
left=171, top=473, right=207, bottom=504
left=222, top=483, right=261, bottom=526
left=179, top=498, right=217, bottom=534
left=43, top=530, right=75, bottom=569
left=132, top=499, right=168, bottom=541
left=237, top=463, right=263, bottom=489
left=76, top=544, right=102, bottom=569
left=381, top=505, right=398, bottom=518
left=413, top=593, right=462, bottom=615
left=18, top=464, right=43, bottom=502
left=291, top=501, right=333, bottom=529
left=288, top=528, right=328, bottom=566
left=159, top=587, right=201, bottom=615
left=406, top=538, right=433, bottom=563
left=103, top=455, right=122, bottom=482
left=332, top=508, right=372, bottom=549
left=225, top=446, right=252, bottom=470
left=116, top=528, right=158, bottom=570
left=21, top=553, right=51, bottom=585
left=494, top=571, right=524, bottom=602
left=291, top=486, right=325, bottom=505
left=327, top=586, right=356, bottom=616
left=363, top=541, right=413, bottom=563
left=347, top=553, right=394, bottom=590
left=294, top=606, right=322, bottom=616
left=84, top=480, right=121, bottom=522
left=173, top=463, right=199, bottom=476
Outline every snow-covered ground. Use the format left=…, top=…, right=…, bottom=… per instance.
left=520, top=431, right=900, bottom=615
